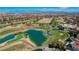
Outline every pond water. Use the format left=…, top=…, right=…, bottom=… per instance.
left=25, top=30, right=47, bottom=46
left=0, top=34, right=16, bottom=44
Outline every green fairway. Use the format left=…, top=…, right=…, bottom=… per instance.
left=2, top=44, right=25, bottom=51
left=44, top=30, right=69, bottom=45
left=0, top=29, right=16, bottom=36
left=0, top=31, right=10, bottom=36
left=36, top=26, right=50, bottom=30
left=52, top=30, right=69, bottom=40
left=52, top=21, right=64, bottom=27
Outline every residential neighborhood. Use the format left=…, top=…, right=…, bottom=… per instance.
left=0, top=7, right=79, bottom=51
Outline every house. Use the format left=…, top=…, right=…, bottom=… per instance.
left=56, top=17, right=65, bottom=22
left=63, top=24, right=77, bottom=29
left=72, top=40, right=79, bottom=50
left=77, top=27, right=79, bottom=31
left=77, top=34, right=79, bottom=39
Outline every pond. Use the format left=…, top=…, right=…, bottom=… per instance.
left=25, top=29, right=47, bottom=46
left=0, top=34, right=16, bottom=44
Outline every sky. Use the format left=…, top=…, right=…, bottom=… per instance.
left=0, top=7, right=79, bottom=14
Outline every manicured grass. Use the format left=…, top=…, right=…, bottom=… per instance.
left=0, top=31, right=10, bottom=36
left=39, top=26, right=49, bottom=30
left=35, top=26, right=49, bottom=30
left=52, top=30, right=69, bottom=40
left=2, top=44, right=25, bottom=51
left=52, top=21, right=64, bottom=27
left=45, top=30, right=69, bottom=45
left=0, top=29, right=16, bottom=36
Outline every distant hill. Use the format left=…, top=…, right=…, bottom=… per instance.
left=0, top=7, right=79, bottom=14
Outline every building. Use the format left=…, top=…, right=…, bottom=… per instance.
left=72, top=40, right=79, bottom=51
left=63, top=24, right=77, bottom=29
